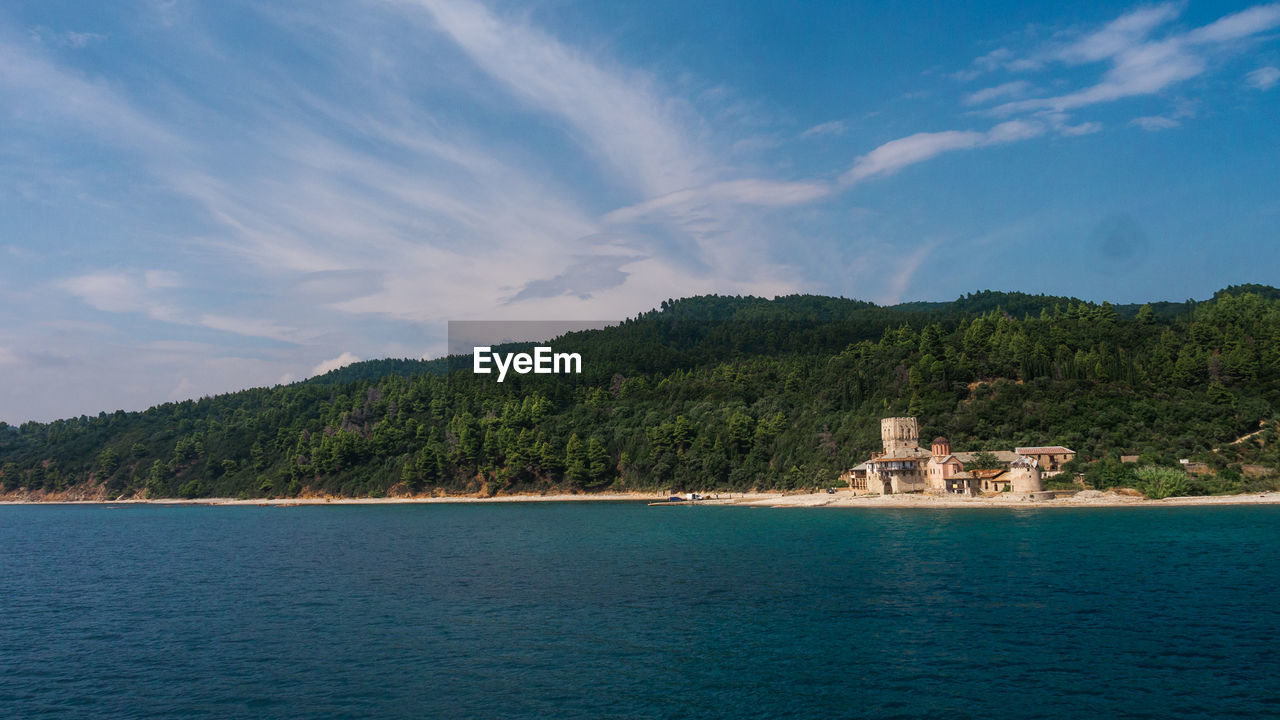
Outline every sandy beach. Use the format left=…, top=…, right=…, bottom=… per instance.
left=3, top=489, right=1280, bottom=508
left=722, top=489, right=1280, bottom=509
left=0, top=491, right=669, bottom=506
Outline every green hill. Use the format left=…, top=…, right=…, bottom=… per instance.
left=305, top=357, right=444, bottom=385
left=3, top=288, right=1279, bottom=499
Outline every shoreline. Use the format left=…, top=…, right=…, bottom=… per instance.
left=0, top=491, right=670, bottom=506
left=729, top=489, right=1280, bottom=509
left=2, top=490, right=1280, bottom=508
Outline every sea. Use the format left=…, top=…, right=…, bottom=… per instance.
left=1, top=502, right=1277, bottom=719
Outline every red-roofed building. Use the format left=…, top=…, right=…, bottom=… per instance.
left=1014, top=446, right=1076, bottom=474
left=848, top=416, right=1056, bottom=496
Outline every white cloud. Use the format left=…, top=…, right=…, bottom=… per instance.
left=60, top=271, right=311, bottom=342
left=603, top=179, right=832, bottom=225
left=408, top=0, right=705, bottom=197
left=1057, top=121, right=1104, bottom=136
left=964, top=80, right=1032, bottom=106
left=954, top=5, right=1183, bottom=77
left=1127, top=97, right=1197, bottom=131
left=1247, top=65, right=1280, bottom=90
left=1186, top=4, right=1280, bottom=44
left=841, top=119, right=1045, bottom=186
left=60, top=31, right=106, bottom=48
left=198, top=314, right=302, bottom=343
left=1130, top=115, right=1181, bottom=131
left=951, top=47, right=1014, bottom=80
left=984, top=118, right=1046, bottom=143
left=842, top=131, right=985, bottom=185
left=1056, top=3, right=1182, bottom=65
left=800, top=119, right=849, bottom=138
left=59, top=271, right=176, bottom=320
left=4, top=245, right=39, bottom=260
left=975, top=47, right=1014, bottom=71
left=0, top=37, right=179, bottom=153
left=60, top=272, right=139, bottom=313
left=311, top=352, right=360, bottom=377
left=982, top=4, right=1280, bottom=116
left=0, top=346, right=17, bottom=367
left=993, top=38, right=1205, bottom=115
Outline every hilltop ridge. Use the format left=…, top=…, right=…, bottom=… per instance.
left=3, top=286, right=1279, bottom=500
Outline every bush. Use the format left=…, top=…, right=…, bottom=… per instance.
left=1084, top=458, right=1134, bottom=490
left=1133, top=466, right=1190, bottom=499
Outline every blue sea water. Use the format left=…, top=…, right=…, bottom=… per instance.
left=1, top=503, right=1278, bottom=719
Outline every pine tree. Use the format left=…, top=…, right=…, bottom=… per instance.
left=587, top=437, right=610, bottom=485
left=565, top=434, right=588, bottom=484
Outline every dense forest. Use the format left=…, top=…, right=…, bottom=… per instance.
left=3, top=285, right=1279, bottom=499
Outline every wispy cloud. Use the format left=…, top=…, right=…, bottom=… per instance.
left=986, top=4, right=1280, bottom=116
left=59, top=31, right=106, bottom=48
left=1187, top=4, right=1280, bottom=43
left=1247, top=65, right=1280, bottom=90
left=603, top=179, right=832, bottom=225
left=964, top=80, right=1033, bottom=106
left=1130, top=115, right=1181, bottom=131
left=951, top=47, right=1015, bottom=81
left=1128, top=97, right=1197, bottom=131
left=24, top=27, right=108, bottom=49
left=58, top=270, right=313, bottom=342
left=198, top=314, right=302, bottom=343
left=405, top=0, right=706, bottom=198
left=841, top=120, right=1045, bottom=186
left=799, top=119, right=849, bottom=138
left=58, top=271, right=178, bottom=321
left=1055, top=3, right=1183, bottom=66
left=0, top=36, right=179, bottom=153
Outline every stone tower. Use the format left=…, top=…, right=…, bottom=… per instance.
left=880, top=417, right=920, bottom=456
left=1008, top=456, right=1043, bottom=494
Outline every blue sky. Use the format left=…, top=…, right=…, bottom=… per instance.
left=1, top=0, right=1279, bottom=422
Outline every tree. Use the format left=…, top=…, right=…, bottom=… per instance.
left=1136, top=303, right=1155, bottom=324
left=587, top=437, right=610, bottom=485
left=1085, top=458, right=1136, bottom=490
left=965, top=451, right=1002, bottom=471
left=727, top=412, right=754, bottom=455
left=145, top=460, right=170, bottom=497
left=672, top=415, right=693, bottom=452
left=96, top=448, right=120, bottom=477
left=565, top=434, right=588, bottom=484
left=250, top=441, right=267, bottom=471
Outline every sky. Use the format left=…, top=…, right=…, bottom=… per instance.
left=1, top=0, right=1279, bottom=423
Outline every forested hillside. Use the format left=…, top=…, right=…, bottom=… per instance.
left=3, top=286, right=1279, bottom=499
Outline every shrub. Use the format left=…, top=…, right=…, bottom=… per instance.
left=1133, top=466, right=1190, bottom=499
